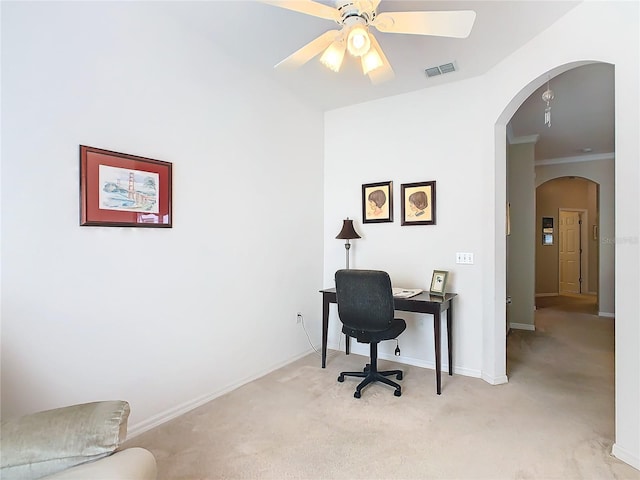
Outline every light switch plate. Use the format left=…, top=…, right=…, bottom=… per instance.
left=456, top=252, right=474, bottom=264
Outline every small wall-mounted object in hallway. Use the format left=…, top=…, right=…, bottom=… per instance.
left=80, top=145, right=172, bottom=227
left=542, top=216, right=554, bottom=245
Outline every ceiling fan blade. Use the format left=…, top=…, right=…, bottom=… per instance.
left=275, top=29, right=341, bottom=70
left=366, top=33, right=394, bottom=85
left=259, top=0, right=340, bottom=22
left=373, top=10, right=477, bottom=38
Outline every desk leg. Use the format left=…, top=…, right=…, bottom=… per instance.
left=322, top=296, right=329, bottom=368
left=434, top=311, right=442, bottom=395
left=447, top=302, right=453, bottom=376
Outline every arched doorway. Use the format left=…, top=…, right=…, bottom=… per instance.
left=490, top=3, right=638, bottom=465
left=535, top=176, right=601, bottom=313
left=496, top=60, right=617, bottom=451
left=500, top=61, right=614, bottom=337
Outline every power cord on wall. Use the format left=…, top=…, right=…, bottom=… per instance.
left=299, top=313, right=344, bottom=361
left=301, top=312, right=401, bottom=360
left=300, top=313, right=321, bottom=354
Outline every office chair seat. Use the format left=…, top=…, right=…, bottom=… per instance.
left=335, top=269, right=407, bottom=398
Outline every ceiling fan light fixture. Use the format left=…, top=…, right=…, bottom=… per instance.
left=361, top=46, right=383, bottom=74
left=347, top=24, right=371, bottom=57
left=320, top=40, right=346, bottom=72
left=265, top=1, right=478, bottom=84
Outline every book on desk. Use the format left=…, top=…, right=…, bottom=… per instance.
left=392, top=287, right=422, bottom=298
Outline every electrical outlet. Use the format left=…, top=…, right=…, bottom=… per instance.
left=296, top=312, right=303, bottom=325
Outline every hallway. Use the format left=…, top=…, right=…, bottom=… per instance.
left=507, top=294, right=621, bottom=475
left=535, top=293, right=599, bottom=315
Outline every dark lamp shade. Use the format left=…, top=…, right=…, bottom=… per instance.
left=336, top=219, right=361, bottom=240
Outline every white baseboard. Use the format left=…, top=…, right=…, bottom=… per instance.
left=482, top=372, right=509, bottom=385
left=376, top=351, right=482, bottom=378
left=510, top=323, right=535, bottom=331
left=599, top=311, right=615, bottom=318
left=127, top=349, right=315, bottom=438
left=340, top=347, right=483, bottom=378
left=612, top=443, right=640, bottom=470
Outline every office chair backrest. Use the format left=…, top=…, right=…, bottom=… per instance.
left=335, top=269, right=395, bottom=332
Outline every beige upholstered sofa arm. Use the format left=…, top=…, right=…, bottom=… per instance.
left=1, top=401, right=155, bottom=480
left=42, top=447, right=157, bottom=480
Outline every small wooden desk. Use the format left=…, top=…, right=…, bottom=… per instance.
left=319, top=289, right=457, bottom=395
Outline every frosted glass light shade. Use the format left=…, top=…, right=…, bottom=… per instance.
left=347, top=25, right=370, bottom=57
left=361, top=47, right=383, bottom=74
left=320, top=41, right=346, bottom=72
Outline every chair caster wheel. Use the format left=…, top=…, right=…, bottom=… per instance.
left=338, top=375, right=344, bottom=382
left=354, top=391, right=361, bottom=399
left=397, top=373, right=403, bottom=380
left=394, top=389, right=401, bottom=397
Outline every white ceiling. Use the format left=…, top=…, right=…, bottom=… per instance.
left=162, top=0, right=614, bottom=162
left=509, top=62, right=614, bottom=162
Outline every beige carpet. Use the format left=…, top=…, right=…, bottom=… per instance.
left=535, top=293, right=599, bottom=315
left=126, top=296, right=639, bottom=479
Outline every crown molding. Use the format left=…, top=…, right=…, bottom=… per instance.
left=510, top=134, right=540, bottom=145
left=535, top=152, right=615, bottom=166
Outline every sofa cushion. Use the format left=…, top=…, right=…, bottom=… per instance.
left=0, top=400, right=130, bottom=480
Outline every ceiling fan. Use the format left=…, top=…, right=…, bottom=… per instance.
left=261, top=0, right=476, bottom=84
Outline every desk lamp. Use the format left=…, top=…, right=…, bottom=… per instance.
left=335, top=218, right=361, bottom=269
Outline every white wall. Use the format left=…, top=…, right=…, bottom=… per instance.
left=507, top=141, right=536, bottom=329
left=1, top=2, right=325, bottom=433
left=324, top=79, right=486, bottom=377
left=324, top=1, right=639, bottom=469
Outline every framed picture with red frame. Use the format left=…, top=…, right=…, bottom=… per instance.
left=80, top=145, right=172, bottom=227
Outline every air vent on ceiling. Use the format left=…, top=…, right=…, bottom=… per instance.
left=425, top=62, right=456, bottom=78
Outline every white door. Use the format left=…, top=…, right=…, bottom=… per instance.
left=559, top=210, right=581, bottom=294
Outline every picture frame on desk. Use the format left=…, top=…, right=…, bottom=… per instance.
left=429, top=270, right=449, bottom=296
left=362, top=181, right=393, bottom=223
left=401, top=181, right=436, bottom=226
left=80, top=145, right=172, bottom=227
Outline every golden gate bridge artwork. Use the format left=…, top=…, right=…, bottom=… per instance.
left=98, top=165, right=159, bottom=213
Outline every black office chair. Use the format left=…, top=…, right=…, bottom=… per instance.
left=335, top=269, right=406, bottom=398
